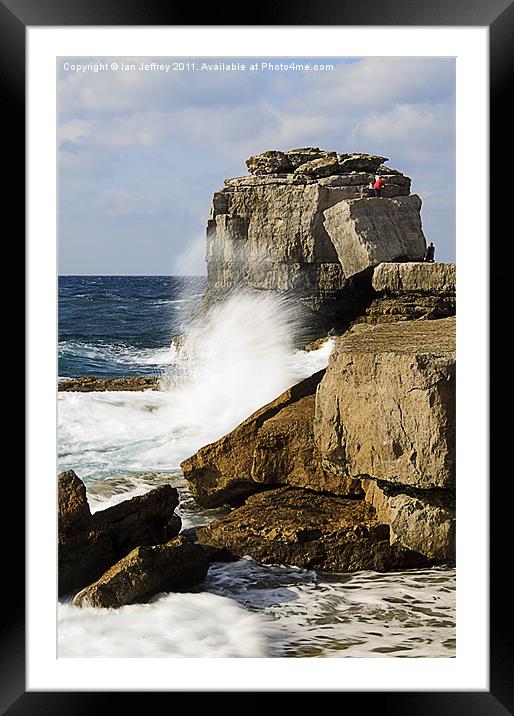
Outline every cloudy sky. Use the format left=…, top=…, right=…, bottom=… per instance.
left=58, top=57, right=455, bottom=274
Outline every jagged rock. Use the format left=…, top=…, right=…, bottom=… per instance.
left=314, top=318, right=456, bottom=491
left=246, top=150, right=292, bottom=175
left=377, top=164, right=402, bottom=175
left=58, top=469, right=91, bottom=529
left=58, top=376, right=159, bottom=392
left=338, top=153, right=388, bottom=172
left=285, top=147, right=327, bottom=169
left=323, top=195, right=426, bottom=278
left=196, top=487, right=429, bottom=572
left=181, top=371, right=361, bottom=508
left=72, top=537, right=208, bottom=608
left=360, top=479, right=455, bottom=560
left=58, top=470, right=179, bottom=595
left=293, top=154, right=339, bottom=177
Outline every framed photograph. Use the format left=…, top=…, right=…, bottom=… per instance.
left=8, top=0, right=507, bottom=709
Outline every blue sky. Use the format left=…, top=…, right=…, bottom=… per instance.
left=58, top=57, right=455, bottom=274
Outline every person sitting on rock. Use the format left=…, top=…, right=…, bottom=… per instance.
left=373, top=175, right=385, bottom=197
left=367, top=180, right=375, bottom=197
left=424, top=242, right=435, bottom=263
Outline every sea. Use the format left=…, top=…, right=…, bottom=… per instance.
left=58, top=275, right=456, bottom=658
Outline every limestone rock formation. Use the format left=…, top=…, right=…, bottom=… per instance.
left=323, top=196, right=426, bottom=278
left=72, top=537, right=208, bottom=608
left=360, top=479, right=455, bottom=561
left=58, top=470, right=179, bottom=595
left=314, top=318, right=456, bottom=491
left=58, top=376, right=159, bottom=392
left=181, top=370, right=361, bottom=508
left=360, top=262, right=456, bottom=323
left=205, top=148, right=426, bottom=339
left=372, top=262, right=456, bottom=294
left=246, top=150, right=293, bottom=175
left=196, top=487, right=428, bottom=573
left=182, top=315, right=455, bottom=563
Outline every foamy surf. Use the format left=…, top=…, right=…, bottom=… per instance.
left=58, top=591, right=274, bottom=657
left=58, top=293, right=332, bottom=482
left=58, top=286, right=455, bottom=659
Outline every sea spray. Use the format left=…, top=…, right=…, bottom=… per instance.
left=58, top=291, right=332, bottom=484
left=160, top=291, right=300, bottom=428
left=57, top=277, right=455, bottom=658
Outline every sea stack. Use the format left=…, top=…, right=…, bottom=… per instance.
left=203, top=149, right=427, bottom=340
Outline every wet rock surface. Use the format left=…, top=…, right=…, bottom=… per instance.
left=181, top=370, right=361, bottom=508
left=58, top=376, right=160, bottom=392
left=58, top=470, right=179, bottom=595
left=72, top=537, right=208, bottom=608
left=197, top=487, right=429, bottom=573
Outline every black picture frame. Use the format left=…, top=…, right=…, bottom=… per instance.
left=8, top=0, right=509, bottom=711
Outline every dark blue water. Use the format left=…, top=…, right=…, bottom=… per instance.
left=58, top=276, right=205, bottom=378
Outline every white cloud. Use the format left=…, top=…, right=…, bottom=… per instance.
left=58, top=56, right=456, bottom=270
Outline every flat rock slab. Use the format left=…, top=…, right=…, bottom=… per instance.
left=58, top=376, right=160, bottom=392
left=72, top=537, right=208, bottom=608
left=372, top=262, right=456, bottom=294
left=197, top=487, right=428, bottom=573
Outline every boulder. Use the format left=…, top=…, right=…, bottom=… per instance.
left=360, top=479, right=455, bottom=560
left=323, top=195, right=426, bottom=279
left=285, top=147, right=327, bottom=169
left=246, top=150, right=292, bottom=175
left=181, top=370, right=361, bottom=508
left=293, top=154, right=339, bottom=177
left=196, top=487, right=429, bottom=573
left=337, top=153, right=388, bottom=172
left=58, top=470, right=179, bottom=595
left=72, top=537, right=208, bottom=608
left=58, top=469, right=91, bottom=529
left=314, top=318, right=456, bottom=490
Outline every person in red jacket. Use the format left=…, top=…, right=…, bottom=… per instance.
left=373, top=175, right=385, bottom=197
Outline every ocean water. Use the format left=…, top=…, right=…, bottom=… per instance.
left=58, top=276, right=455, bottom=658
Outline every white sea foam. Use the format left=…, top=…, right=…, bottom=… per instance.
left=206, top=559, right=456, bottom=658
left=58, top=293, right=332, bottom=481
left=58, top=591, right=273, bottom=657
left=57, top=290, right=455, bottom=659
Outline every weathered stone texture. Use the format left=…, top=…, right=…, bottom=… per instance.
left=314, top=318, right=456, bottom=490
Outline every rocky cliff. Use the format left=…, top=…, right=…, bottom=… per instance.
left=204, top=148, right=427, bottom=339
left=182, top=317, right=455, bottom=566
